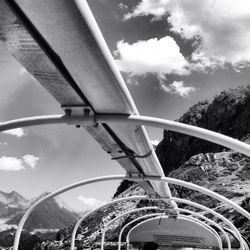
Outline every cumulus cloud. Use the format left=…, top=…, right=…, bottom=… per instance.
left=160, top=81, right=195, bottom=98
left=78, top=195, right=104, bottom=208
left=124, top=0, right=250, bottom=69
left=115, top=37, right=189, bottom=76
left=22, top=155, right=40, bottom=169
left=124, top=0, right=169, bottom=20
left=2, top=128, right=26, bottom=137
left=0, top=157, right=25, bottom=171
left=0, top=155, right=39, bottom=171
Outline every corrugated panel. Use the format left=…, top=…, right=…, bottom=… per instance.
left=0, top=1, right=84, bottom=106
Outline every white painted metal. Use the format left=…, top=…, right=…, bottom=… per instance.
left=178, top=215, right=224, bottom=250
left=73, top=196, right=243, bottom=250
left=73, top=196, right=242, bottom=250
left=6, top=0, right=173, bottom=203
left=71, top=196, right=149, bottom=250
left=171, top=197, right=244, bottom=250
left=1, top=114, right=250, bottom=157
left=101, top=206, right=160, bottom=250
left=96, top=114, right=250, bottom=157
left=177, top=209, right=231, bottom=250
left=0, top=115, right=88, bottom=132
left=2, top=0, right=250, bottom=211
left=118, top=209, right=231, bottom=250
left=11, top=172, right=250, bottom=250
left=0, top=1, right=247, bottom=249
left=2, top=113, right=250, bottom=221
left=12, top=175, right=131, bottom=250
left=118, top=213, right=163, bottom=250
left=126, top=216, right=222, bottom=250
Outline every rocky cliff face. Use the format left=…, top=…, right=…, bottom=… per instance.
left=156, top=85, right=250, bottom=174
left=169, top=149, right=250, bottom=239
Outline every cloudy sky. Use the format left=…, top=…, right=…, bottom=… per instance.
left=0, top=0, right=250, bottom=211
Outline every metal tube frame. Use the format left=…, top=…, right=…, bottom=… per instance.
left=2, top=115, right=249, bottom=249
left=178, top=215, right=223, bottom=250
left=13, top=175, right=248, bottom=250
left=71, top=196, right=150, bottom=250
left=118, top=213, right=163, bottom=250
left=101, top=206, right=161, bottom=250
left=73, top=196, right=242, bottom=250
left=126, top=215, right=223, bottom=250
left=171, top=197, right=244, bottom=250
left=1, top=114, right=250, bottom=157
left=118, top=209, right=231, bottom=250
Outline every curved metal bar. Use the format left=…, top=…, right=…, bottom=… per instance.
left=178, top=215, right=223, bottom=250
left=97, top=114, right=250, bottom=157
left=126, top=215, right=222, bottom=250
left=0, top=115, right=86, bottom=132
left=71, top=195, right=150, bottom=250
left=12, top=175, right=130, bottom=250
left=171, top=197, right=244, bottom=250
left=1, top=114, right=250, bottom=157
left=176, top=209, right=231, bottom=250
left=146, top=176, right=250, bottom=222
left=118, top=213, right=163, bottom=250
left=71, top=177, right=246, bottom=250
left=224, top=227, right=250, bottom=250
left=13, top=175, right=249, bottom=250
left=118, top=208, right=230, bottom=250
left=75, top=196, right=238, bottom=250
left=101, top=206, right=161, bottom=250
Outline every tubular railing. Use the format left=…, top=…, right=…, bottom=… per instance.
left=11, top=175, right=248, bottom=250
left=1, top=114, right=249, bottom=249
left=125, top=215, right=223, bottom=250
left=117, top=209, right=231, bottom=250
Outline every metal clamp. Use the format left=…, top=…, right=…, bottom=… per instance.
left=61, top=105, right=97, bottom=127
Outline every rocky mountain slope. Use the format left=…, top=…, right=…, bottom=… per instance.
left=0, top=191, right=28, bottom=207
left=169, top=150, right=250, bottom=239
left=7, top=196, right=79, bottom=231
left=0, top=191, right=79, bottom=231
left=156, top=85, right=250, bottom=174
left=0, top=191, right=28, bottom=219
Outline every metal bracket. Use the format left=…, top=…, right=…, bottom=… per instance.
left=147, top=193, right=159, bottom=199
left=125, top=172, right=144, bottom=180
left=62, top=105, right=93, bottom=116
left=61, top=105, right=97, bottom=127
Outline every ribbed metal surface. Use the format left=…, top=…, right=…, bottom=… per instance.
left=0, top=1, right=85, bottom=106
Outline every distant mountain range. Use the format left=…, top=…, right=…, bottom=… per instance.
left=0, top=190, right=79, bottom=231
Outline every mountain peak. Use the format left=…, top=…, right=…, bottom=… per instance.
left=0, top=190, right=28, bottom=207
